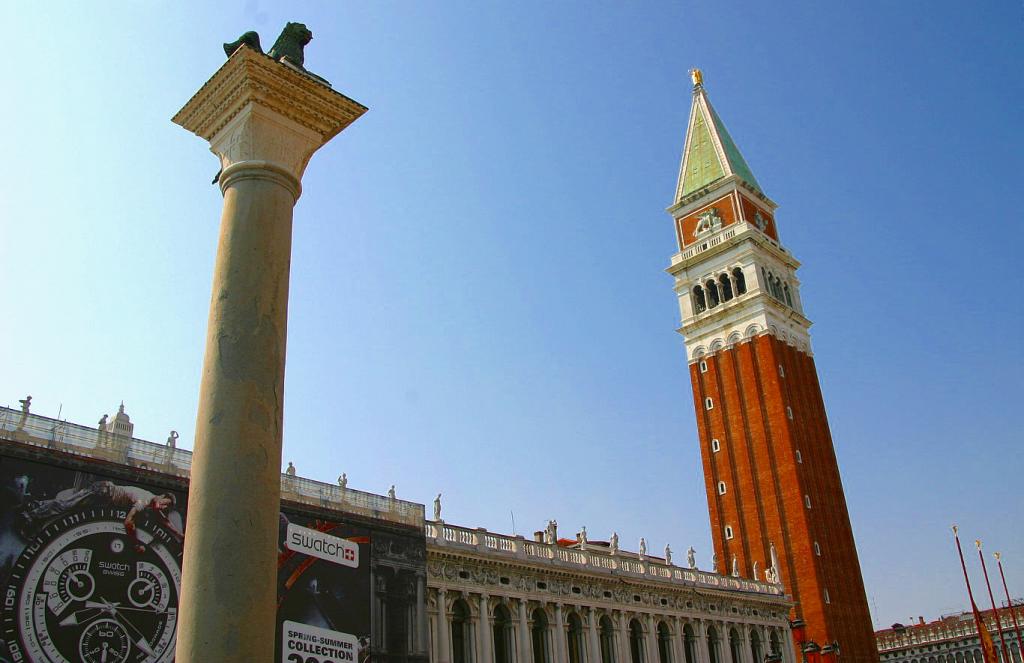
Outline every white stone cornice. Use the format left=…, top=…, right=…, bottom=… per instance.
left=173, top=47, right=367, bottom=190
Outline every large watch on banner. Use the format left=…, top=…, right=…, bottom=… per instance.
left=1, top=506, right=181, bottom=663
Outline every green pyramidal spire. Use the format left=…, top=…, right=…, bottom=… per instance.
left=675, top=70, right=763, bottom=203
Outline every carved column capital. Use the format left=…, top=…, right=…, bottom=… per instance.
left=173, top=46, right=367, bottom=200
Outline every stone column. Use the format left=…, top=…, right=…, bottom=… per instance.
left=555, top=603, right=568, bottom=663
left=615, top=613, right=630, bottom=663
left=520, top=599, right=536, bottom=663
left=478, top=594, right=493, bottom=663
left=722, top=623, right=735, bottom=663
left=693, top=621, right=710, bottom=663
left=645, top=614, right=660, bottom=663
left=437, top=589, right=452, bottom=663
left=171, top=42, right=366, bottom=663
left=737, top=629, right=752, bottom=663
left=669, top=617, right=684, bottom=663
left=588, top=608, right=603, bottom=663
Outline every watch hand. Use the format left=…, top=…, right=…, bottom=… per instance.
left=111, top=611, right=156, bottom=657
left=61, top=598, right=121, bottom=626
left=58, top=607, right=103, bottom=626
left=101, top=642, right=108, bottom=663
left=110, top=605, right=177, bottom=615
left=82, top=599, right=122, bottom=614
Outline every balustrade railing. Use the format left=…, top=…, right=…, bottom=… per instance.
left=673, top=221, right=789, bottom=265
left=0, top=406, right=424, bottom=527
left=425, top=520, right=783, bottom=597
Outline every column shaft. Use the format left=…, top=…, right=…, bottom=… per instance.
left=722, top=623, right=735, bottom=663
left=694, top=621, right=710, bottom=663
left=616, top=613, right=630, bottom=663
left=520, top=600, right=536, bottom=663
left=479, top=594, right=493, bottom=663
left=589, top=608, right=602, bottom=663
left=669, top=617, right=684, bottom=663
left=438, top=590, right=452, bottom=663
left=555, top=603, right=568, bottom=663
left=646, top=615, right=660, bottom=663
left=176, top=174, right=296, bottom=661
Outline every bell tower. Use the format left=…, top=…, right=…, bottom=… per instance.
left=666, top=70, right=877, bottom=663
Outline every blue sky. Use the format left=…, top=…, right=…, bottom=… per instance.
left=1, top=1, right=1021, bottom=629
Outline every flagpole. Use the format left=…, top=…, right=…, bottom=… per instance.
left=953, top=526, right=994, bottom=663
left=994, top=552, right=1024, bottom=658
left=977, top=540, right=1012, bottom=663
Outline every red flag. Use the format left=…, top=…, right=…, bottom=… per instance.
left=972, top=597, right=999, bottom=663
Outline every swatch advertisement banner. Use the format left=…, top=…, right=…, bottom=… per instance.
left=276, top=512, right=371, bottom=663
left=0, top=455, right=186, bottom=663
left=0, top=450, right=418, bottom=663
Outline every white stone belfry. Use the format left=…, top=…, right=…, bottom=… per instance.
left=172, top=43, right=366, bottom=663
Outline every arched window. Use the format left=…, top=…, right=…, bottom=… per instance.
left=733, top=267, right=747, bottom=295
left=729, top=628, right=743, bottom=663
left=533, top=608, right=550, bottom=663
left=493, top=604, right=514, bottom=663
left=706, top=281, right=720, bottom=308
left=452, top=599, right=473, bottom=663
left=769, top=630, right=781, bottom=657
left=657, top=622, right=673, bottom=663
left=567, top=612, right=585, bottom=663
left=693, top=285, right=707, bottom=314
left=719, top=274, right=734, bottom=302
left=707, top=625, right=721, bottom=663
left=600, top=616, right=617, bottom=663
left=683, top=624, right=697, bottom=663
left=784, top=283, right=793, bottom=307
left=775, top=277, right=784, bottom=301
left=750, top=629, right=763, bottom=663
left=629, top=619, right=646, bottom=663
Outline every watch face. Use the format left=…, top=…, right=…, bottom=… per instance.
left=1, top=506, right=181, bottom=663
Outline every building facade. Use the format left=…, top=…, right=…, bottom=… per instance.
left=876, top=606, right=1024, bottom=663
left=425, top=521, right=795, bottom=663
left=665, top=72, right=876, bottom=662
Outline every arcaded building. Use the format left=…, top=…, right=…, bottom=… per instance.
left=425, top=521, right=795, bottom=663
left=665, top=72, right=876, bottom=662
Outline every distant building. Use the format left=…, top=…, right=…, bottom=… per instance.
left=665, top=72, right=876, bottom=661
left=875, top=605, right=1023, bottom=663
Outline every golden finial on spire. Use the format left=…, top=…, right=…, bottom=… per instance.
left=690, top=68, right=704, bottom=88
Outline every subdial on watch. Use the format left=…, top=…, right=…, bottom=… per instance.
left=62, top=568, right=96, bottom=602
left=128, top=577, right=155, bottom=608
left=79, top=618, right=131, bottom=663
left=129, top=561, right=170, bottom=610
